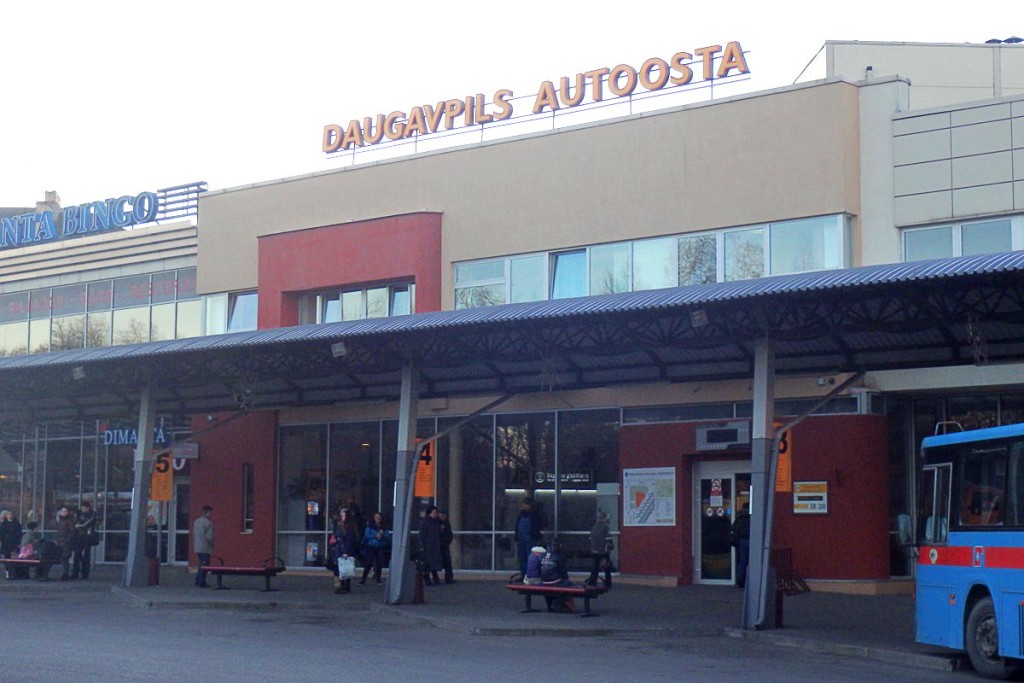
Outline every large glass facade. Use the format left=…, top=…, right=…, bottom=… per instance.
left=0, top=417, right=191, bottom=563
left=0, top=268, right=200, bottom=357
left=277, top=409, right=621, bottom=572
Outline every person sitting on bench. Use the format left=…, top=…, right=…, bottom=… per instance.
left=524, top=545, right=546, bottom=585
left=540, top=540, right=575, bottom=613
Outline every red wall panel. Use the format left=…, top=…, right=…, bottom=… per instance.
left=188, top=411, right=278, bottom=568
left=256, top=212, right=443, bottom=328
left=619, top=414, right=890, bottom=584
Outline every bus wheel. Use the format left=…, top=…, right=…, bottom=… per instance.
left=966, top=596, right=1015, bottom=679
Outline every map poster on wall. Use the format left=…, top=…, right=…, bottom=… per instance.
left=622, top=467, right=676, bottom=526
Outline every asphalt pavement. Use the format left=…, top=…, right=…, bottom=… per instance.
left=0, top=564, right=964, bottom=673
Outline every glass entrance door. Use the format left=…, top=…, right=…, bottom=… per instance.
left=694, top=460, right=751, bottom=585
left=170, top=479, right=190, bottom=564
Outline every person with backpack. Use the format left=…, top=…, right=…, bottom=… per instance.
left=540, top=539, right=575, bottom=613
left=358, top=511, right=391, bottom=585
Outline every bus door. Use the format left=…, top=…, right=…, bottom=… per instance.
left=916, top=462, right=954, bottom=647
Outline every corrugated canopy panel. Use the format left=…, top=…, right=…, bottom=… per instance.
left=1, top=251, right=1024, bottom=423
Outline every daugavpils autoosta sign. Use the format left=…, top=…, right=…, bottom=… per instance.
left=323, top=42, right=749, bottom=153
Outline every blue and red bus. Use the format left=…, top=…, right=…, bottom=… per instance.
left=914, top=423, right=1024, bottom=678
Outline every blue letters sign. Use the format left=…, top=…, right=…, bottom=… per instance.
left=0, top=181, right=206, bottom=253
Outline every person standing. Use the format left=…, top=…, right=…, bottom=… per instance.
left=359, top=511, right=391, bottom=585
left=586, top=509, right=613, bottom=588
left=71, top=501, right=97, bottom=579
left=0, top=510, right=22, bottom=579
left=730, top=502, right=751, bottom=588
left=55, top=506, right=77, bottom=581
left=417, top=505, right=443, bottom=586
left=193, top=505, right=214, bottom=588
left=513, top=496, right=543, bottom=579
left=438, top=509, right=455, bottom=584
left=330, top=507, right=359, bottom=594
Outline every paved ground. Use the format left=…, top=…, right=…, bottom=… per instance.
left=1, top=563, right=966, bottom=674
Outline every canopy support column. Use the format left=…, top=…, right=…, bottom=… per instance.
left=123, top=382, right=156, bottom=588
left=386, top=361, right=420, bottom=605
left=742, top=338, right=777, bottom=629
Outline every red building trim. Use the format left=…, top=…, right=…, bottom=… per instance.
left=256, top=212, right=443, bottom=328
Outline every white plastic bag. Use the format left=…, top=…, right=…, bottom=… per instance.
left=337, top=556, right=356, bottom=579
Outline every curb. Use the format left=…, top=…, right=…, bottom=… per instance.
left=723, top=628, right=959, bottom=672
left=110, top=585, right=315, bottom=612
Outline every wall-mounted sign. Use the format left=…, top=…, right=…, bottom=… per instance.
left=99, top=425, right=171, bottom=447
left=532, top=471, right=593, bottom=486
left=323, top=42, right=749, bottom=153
left=775, top=423, right=793, bottom=493
left=623, top=467, right=676, bottom=526
left=0, top=181, right=207, bottom=253
left=793, top=480, right=828, bottom=514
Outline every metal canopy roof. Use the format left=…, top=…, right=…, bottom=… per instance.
left=2, top=251, right=1024, bottom=424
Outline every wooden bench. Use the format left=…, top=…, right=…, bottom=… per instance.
left=199, top=557, right=286, bottom=592
left=0, top=557, right=61, bottom=579
left=505, top=582, right=609, bottom=617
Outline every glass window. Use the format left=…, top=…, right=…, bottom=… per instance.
left=0, top=321, right=28, bottom=357
left=556, top=410, right=620, bottom=536
left=87, top=281, right=113, bottom=311
left=495, top=412, right=554, bottom=568
left=112, top=307, right=149, bottom=345
left=391, top=286, right=412, bottom=316
left=329, top=422, right=382, bottom=520
left=551, top=251, right=586, bottom=299
left=176, top=300, right=202, bottom=339
left=947, top=395, right=999, bottom=431
left=227, top=292, right=258, bottom=332
left=724, top=228, right=764, bottom=281
left=28, top=319, right=48, bottom=354
left=44, top=440, right=82, bottom=516
left=455, top=284, right=505, bottom=309
left=633, top=237, right=677, bottom=291
left=962, top=219, right=1012, bottom=256
left=277, top=425, right=328, bottom=566
left=151, top=272, right=177, bottom=304
left=590, top=243, right=630, bottom=295
left=679, top=234, right=717, bottom=285
left=203, top=294, right=227, bottom=335
left=113, top=275, right=151, bottom=309
left=455, top=259, right=504, bottom=285
left=904, top=227, right=952, bottom=261
left=50, top=315, right=86, bottom=351
left=919, top=464, right=950, bottom=543
left=0, top=292, right=29, bottom=323
left=366, top=287, right=388, bottom=319
left=510, top=255, right=546, bottom=304
left=28, top=290, right=49, bottom=320
left=242, top=463, right=254, bottom=533
left=340, top=291, right=360, bottom=321
left=149, top=303, right=175, bottom=342
left=52, top=284, right=87, bottom=317
left=86, top=312, right=111, bottom=348
left=959, top=445, right=1006, bottom=527
left=176, top=268, right=197, bottom=300
left=321, top=294, right=342, bottom=325
left=770, top=216, right=843, bottom=274
left=437, top=415, right=495, bottom=534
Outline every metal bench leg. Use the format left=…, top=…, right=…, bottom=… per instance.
left=214, top=574, right=226, bottom=590
left=262, top=574, right=277, bottom=592
left=578, top=594, right=598, bottom=617
left=521, top=593, right=541, bottom=613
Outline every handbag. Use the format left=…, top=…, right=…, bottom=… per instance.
left=337, top=555, right=356, bottom=579
left=604, top=537, right=614, bottom=553
left=18, top=543, right=34, bottom=559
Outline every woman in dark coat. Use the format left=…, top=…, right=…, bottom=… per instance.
left=0, top=510, right=22, bottom=579
left=417, top=505, right=443, bottom=585
left=329, top=507, right=359, bottom=594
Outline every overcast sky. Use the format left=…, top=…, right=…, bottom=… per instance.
left=1, top=1, right=1018, bottom=207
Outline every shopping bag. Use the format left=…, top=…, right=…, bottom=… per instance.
left=337, top=556, right=356, bottom=579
